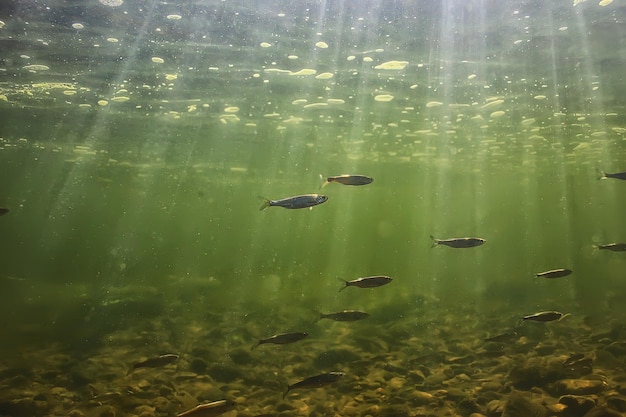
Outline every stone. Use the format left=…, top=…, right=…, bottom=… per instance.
left=458, top=398, right=482, bottom=416
left=582, top=407, right=623, bottom=417
left=410, top=390, right=435, bottom=406
left=313, top=348, right=361, bottom=368
left=501, top=391, right=548, bottom=417
left=206, top=363, right=242, bottom=382
left=558, top=395, right=596, bottom=417
left=378, top=403, right=411, bottom=417
left=229, top=348, right=254, bottom=365
left=555, top=379, right=608, bottom=396
left=189, top=358, right=208, bottom=374
left=508, top=356, right=566, bottom=390
left=603, top=342, right=626, bottom=357
left=486, top=399, right=506, bottom=417
left=606, top=396, right=626, bottom=412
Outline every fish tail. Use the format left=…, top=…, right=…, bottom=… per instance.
left=597, top=168, right=607, bottom=180
left=430, top=235, right=439, bottom=248
left=283, top=388, right=289, bottom=399
left=258, top=196, right=270, bottom=211
left=251, top=342, right=260, bottom=351
left=559, top=313, right=571, bottom=321
left=338, top=278, right=348, bottom=292
left=313, top=310, right=323, bottom=323
left=319, top=174, right=329, bottom=189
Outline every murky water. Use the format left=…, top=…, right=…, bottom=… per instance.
left=1, top=1, right=625, bottom=416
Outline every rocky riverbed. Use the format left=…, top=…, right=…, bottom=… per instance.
left=1, top=286, right=625, bottom=417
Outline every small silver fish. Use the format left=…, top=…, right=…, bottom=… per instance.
left=284, top=372, right=345, bottom=398
left=130, top=354, right=179, bottom=372
left=318, top=310, right=370, bottom=322
left=0, top=207, right=9, bottom=216
left=598, top=243, right=626, bottom=252
left=562, top=353, right=585, bottom=367
left=339, top=275, right=393, bottom=292
left=320, top=174, right=373, bottom=188
left=251, top=332, right=308, bottom=350
left=177, top=400, right=236, bottom=417
left=522, top=311, right=569, bottom=322
left=563, top=354, right=592, bottom=370
left=431, top=235, right=485, bottom=248
left=536, top=268, right=572, bottom=279
left=598, top=169, right=626, bottom=180
left=259, top=194, right=328, bottom=210
left=484, top=331, right=520, bottom=343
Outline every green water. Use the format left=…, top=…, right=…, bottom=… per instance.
left=0, top=0, right=626, bottom=404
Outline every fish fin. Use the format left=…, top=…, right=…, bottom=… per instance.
left=319, top=174, right=329, bottom=189
left=313, top=310, right=323, bottom=323
left=258, top=196, right=270, bottom=211
left=430, top=235, right=439, bottom=248
left=596, top=168, right=607, bottom=180
left=338, top=278, right=348, bottom=292
left=591, top=244, right=600, bottom=255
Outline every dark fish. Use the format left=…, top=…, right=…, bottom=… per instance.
left=131, top=354, right=179, bottom=372
left=259, top=194, right=328, bottom=210
left=562, top=353, right=585, bottom=367
left=320, top=174, right=373, bottom=188
left=563, top=354, right=592, bottom=370
left=484, top=331, right=519, bottom=343
left=339, top=275, right=393, bottom=292
left=522, top=311, right=569, bottom=322
left=284, top=372, right=345, bottom=398
left=536, top=268, right=572, bottom=279
left=430, top=235, right=485, bottom=248
left=177, top=400, right=236, bottom=417
left=0, top=207, right=8, bottom=216
left=318, top=310, right=370, bottom=322
left=598, top=169, right=626, bottom=180
left=251, top=332, right=308, bottom=350
left=598, top=243, right=626, bottom=252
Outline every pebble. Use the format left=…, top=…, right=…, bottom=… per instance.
left=606, top=396, right=626, bottom=412
left=410, top=390, right=435, bottom=405
left=555, top=379, right=608, bottom=395
left=559, top=395, right=596, bottom=417
left=582, top=407, right=624, bottom=417
left=501, top=391, right=548, bottom=417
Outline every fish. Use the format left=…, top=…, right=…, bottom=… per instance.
left=320, top=174, right=373, bottom=188
left=536, top=268, right=572, bottom=279
left=318, top=310, right=370, bottom=322
left=598, top=169, right=626, bottom=180
left=251, top=332, right=308, bottom=350
left=339, top=275, right=393, bottom=292
left=0, top=207, right=9, bottom=216
left=430, top=235, right=485, bottom=248
left=284, top=372, right=345, bottom=398
left=562, top=353, right=585, bottom=367
left=259, top=194, right=328, bottom=210
left=598, top=243, right=626, bottom=252
left=130, top=354, right=179, bottom=373
left=484, top=331, right=519, bottom=343
left=562, top=354, right=592, bottom=370
left=522, top=311, right=569, bottom=322
left=176, top=400, right=236, bottom=417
